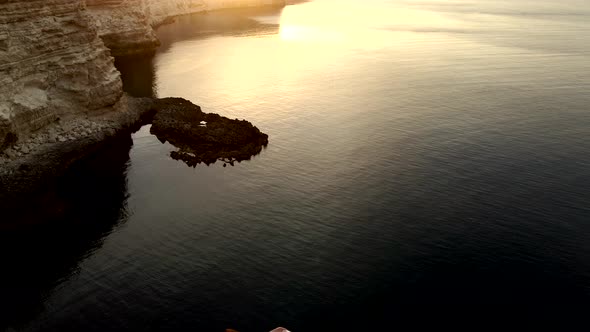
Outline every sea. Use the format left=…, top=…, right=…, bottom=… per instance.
left=2, top=0, right=590, bottom=330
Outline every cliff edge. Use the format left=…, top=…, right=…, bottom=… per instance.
left=0, top=0, right=123, bottom=151
left=86, top=0, right=287, bottom=55
left=86, top=0, right=160, bottom=56
left=0, top=0, right=272, bottom=191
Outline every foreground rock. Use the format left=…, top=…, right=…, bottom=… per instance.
left=151, top=98, right=268, bottom=167
left=150, top=98, right=269, bottom=167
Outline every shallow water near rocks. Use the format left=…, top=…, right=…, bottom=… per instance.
left=4, top=0, right=590, bottom=330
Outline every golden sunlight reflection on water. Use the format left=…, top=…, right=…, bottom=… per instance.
left=24, top=1, right=590, bottom=331
left=278, top=0, right=461, bottom=44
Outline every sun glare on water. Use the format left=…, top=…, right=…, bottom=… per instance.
left=278, top=0, right=460, bottom=44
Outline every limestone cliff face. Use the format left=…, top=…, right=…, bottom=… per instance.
left=147, top=0, right=206, bottom=26
left=86, top=0, right=160, bottom=56
left=204, top=0, right=286, bottom=11
left=147, top=0, right=287, bottom=26
left=86, top=0, right=287, bottom=54
left=0, top=0, right=123, bottom=151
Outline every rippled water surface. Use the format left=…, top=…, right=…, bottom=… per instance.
left=4, top=0, right=590, bottom=330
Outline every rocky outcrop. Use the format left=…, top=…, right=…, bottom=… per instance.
left=0, top=1, right=272, bottom=175
left=85, top=0, right=160, bottom=56
left=0, top=0, right=123, bottom=152
left=0, top=95, right=153, bottom=165
left=0, top=1, right=271, bottom=235
left=150, top=98, right=268, bottom=167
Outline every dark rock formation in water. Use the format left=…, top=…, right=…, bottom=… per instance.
left=150, top=98, right=268, bottom=167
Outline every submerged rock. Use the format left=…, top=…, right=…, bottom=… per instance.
left=150, top=98, right=268, bottom=167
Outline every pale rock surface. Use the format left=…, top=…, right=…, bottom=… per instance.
left=147, top=0, right=287, bottom=26
left=147, top=0, right=207, bottom=26
left=0, top=0, right=123, bottom=152
left=0, top=0, right=288, bottom=155
left=269, top=328, right=291, bottom=332
left=86, top=0, right=160, bottom=56
left=86, top=0, right=287, bottom=54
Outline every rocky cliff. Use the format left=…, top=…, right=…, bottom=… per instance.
left=148, top=0, right=287, bottom=27
left=147, top=0, right=206, bottom=27
left=0, top=0, right=285, bottom=153
left=0, top=0, right=123, bottom=152
left=86, top=0, right=160, bottom=56
left=87, top=0, right=288, bottom=53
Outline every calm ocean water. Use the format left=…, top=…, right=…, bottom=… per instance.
left=2, top=0, right=590, bottom=330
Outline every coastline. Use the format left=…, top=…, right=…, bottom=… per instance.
left=151, top=2, right=288, bottom=28
left=90, top=0, right=290, bottom=56
left=0, top=95, right=269, bottom=229
left=0, top=0, right=275, bottom=224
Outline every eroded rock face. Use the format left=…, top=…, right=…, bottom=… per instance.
left=0, top=0, right=123, bottom=152
left=147, top=0, right=207, bottom=26
left=86, top=0, right=288, bottom=54
left=150, top=98, right=268, bottom=167
left=86, top=0, right=160, bottom=56
left=147, top=0, right=287, bottom=26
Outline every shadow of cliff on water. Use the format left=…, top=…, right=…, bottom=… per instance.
left=114, top=56, right=157, bottom=98
left=0, top=136, right=133, bottom=330
left=114, top=6, right=284, bottom=99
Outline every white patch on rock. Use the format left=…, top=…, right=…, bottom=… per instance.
left=13, top=87, right=48, bottom=111
left=0, top=103, right=10, bottom=118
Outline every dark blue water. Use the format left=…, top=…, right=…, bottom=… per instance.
left=2, top=0, right=590, bottom=330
